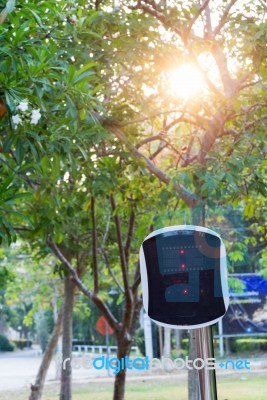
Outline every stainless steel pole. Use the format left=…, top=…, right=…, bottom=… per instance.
left=195, top=326, right=217, bottom=400
left=218, top=319, right=224, bottom=357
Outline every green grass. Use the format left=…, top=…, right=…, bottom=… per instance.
left=1, top=373, right=266, bottom=400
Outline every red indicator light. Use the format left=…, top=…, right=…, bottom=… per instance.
left=182, top=289, right=189, bottom=295
left=179, top=249, right=185, bottom=255
left=180, top=264, right=186, bottom=269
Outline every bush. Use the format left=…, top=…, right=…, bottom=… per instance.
left=231, top=337, right=267, bottom=353
left=12, top=339, right=32, bottom=350
left=0, top=335, right=15, bottom=351
left=134, top=329, right=145, bottom=356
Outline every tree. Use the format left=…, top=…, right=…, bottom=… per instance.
left=1, top=1, right=266, bottom=400
left=25, top=143, right=165, bottom=400
left=87, top=2, right=267, bottom=399
left=0, top=0, right=98, bottom=243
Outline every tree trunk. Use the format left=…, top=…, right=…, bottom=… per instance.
left=29, top=306, right=63, bottom=400
left=113, top=335, right=132, bottom=400
left=112, top=296, right=142, bottom=400
left=60, top=275, right=75, bottom=400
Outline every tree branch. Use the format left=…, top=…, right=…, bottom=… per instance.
left=188, top=49, right=223, bottom=97
left=110, top=194, right=132, bottom=298
left=204, top=0, right=212, bottom=38
left=211, top=45, right=238, bottom=96
left=101, top=211, right=111, bottom=247
left=187, top=0, right=211, bottom=36
left=0, top=157, right=39, bottom=187
left=136, top=134, right=163, bottom=149
left=129, top=1, right=182, bottom=37
left=245, top=114, right=267, bottom=130
left=240, top=79, right=262, bottom=91
left=99, top=247, right=125, bottom=294
left=213, top=0, right=238, bottom=36
left=135, top=114, right=205, bottom=150
left=131, top=262, right=141, bottom=294
left=124, top=207, right=136, bottom=265
left=110, top=194, right=134, bottom=332
left=149, top=143, right=167, bottom=160
left=91, top=196, right=99, bottom=293
left=117, top=109, right=184, bottom=127
left=105, top=123, right=199, bottom=208
left=46, top=238, right=119, bottom=333
left=128, top=0, right=203, bottom=41
left=198, top=108, right=227, bottom=162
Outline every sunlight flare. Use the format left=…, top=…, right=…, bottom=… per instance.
left=167, top=65, right=206, bottom=100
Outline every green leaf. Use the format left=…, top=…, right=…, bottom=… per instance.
left=5, top=91, right=16, bottom=112
left=75, top=143, right=88, bottom=160
left=79, top=108, right=86, bottom=120
left=54, top=231, right=64, bottom=244
left=51, top=154, right=60, bottom=180
left=3, top=135, right=14, bottom=153
left=15, top=138, right=24, bottom=164
left=244, top=203, right=254, bottom=218
left=229, top=251, right=244, bottom=262
left=25, top=7, right=44, bottom=28
left=0, top=176, right=13, bottom=194
left=40, top=155, right=50, bottom=174
left=65, top=95, right=77, bottom=119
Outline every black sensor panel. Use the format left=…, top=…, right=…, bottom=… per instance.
left=143, top=230, right=225, bottom=326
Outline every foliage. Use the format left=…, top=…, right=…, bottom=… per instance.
left=35, top=310, right=52, bottom=352
left=0, top=0, right=99, bottom=243
left=0, top=334, right=14, bottom=351
left=0, top=2, right=266, bottom=399
left=94, top=1, right=267, bottom=246
left=1, top=243, right=62, bottom=340
left=0, top=0, right=265, bottom=265
left=133, top=328, right=145, bottom=357
left=230, top=337, right=267, bottom=353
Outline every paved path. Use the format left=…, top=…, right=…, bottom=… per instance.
left=0, top=349, right=53, bottom=391
left=0, top=349, right=109, bottom=391
left=1, top=349, right=266, bottom=392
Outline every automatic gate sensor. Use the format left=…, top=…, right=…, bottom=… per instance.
left=139, top=225, right=229, bottom=329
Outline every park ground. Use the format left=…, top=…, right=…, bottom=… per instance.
left=0, top=349, right=266, bottom=400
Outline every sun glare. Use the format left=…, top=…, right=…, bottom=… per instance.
left=167, top=65, right=206, bottom=100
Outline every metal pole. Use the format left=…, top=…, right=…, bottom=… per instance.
left=218, top=319, right=224, bottom=357
left=195, top=326, right=217, bottom=400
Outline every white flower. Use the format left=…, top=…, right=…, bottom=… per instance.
left=63, top=171, right=70, bottom=183
left=12, top=114, right=22, bottom=128
left=70, top=14, right=77, bottom=24
left=17, top=99, right=29, bottom=112
left=30, top=109, right=41, bottom=125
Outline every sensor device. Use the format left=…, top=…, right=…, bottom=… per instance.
left=139, top=225, right=229, bottom=329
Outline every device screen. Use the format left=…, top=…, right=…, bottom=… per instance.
left=143, top=230, right=226, bottom=326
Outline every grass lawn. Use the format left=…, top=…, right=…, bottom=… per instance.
left=2, top=372, right=265, bottom=400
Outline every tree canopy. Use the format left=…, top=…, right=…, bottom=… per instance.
left=0, top=1, right=266, bottom=399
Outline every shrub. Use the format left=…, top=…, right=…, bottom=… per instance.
left=0, top=335, right=15, bottom=351
left=134, top=329, right=146, bottom=356
left=12, top=339, right=32, bottom=350
left=231, top=337, right=267, bottom=353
